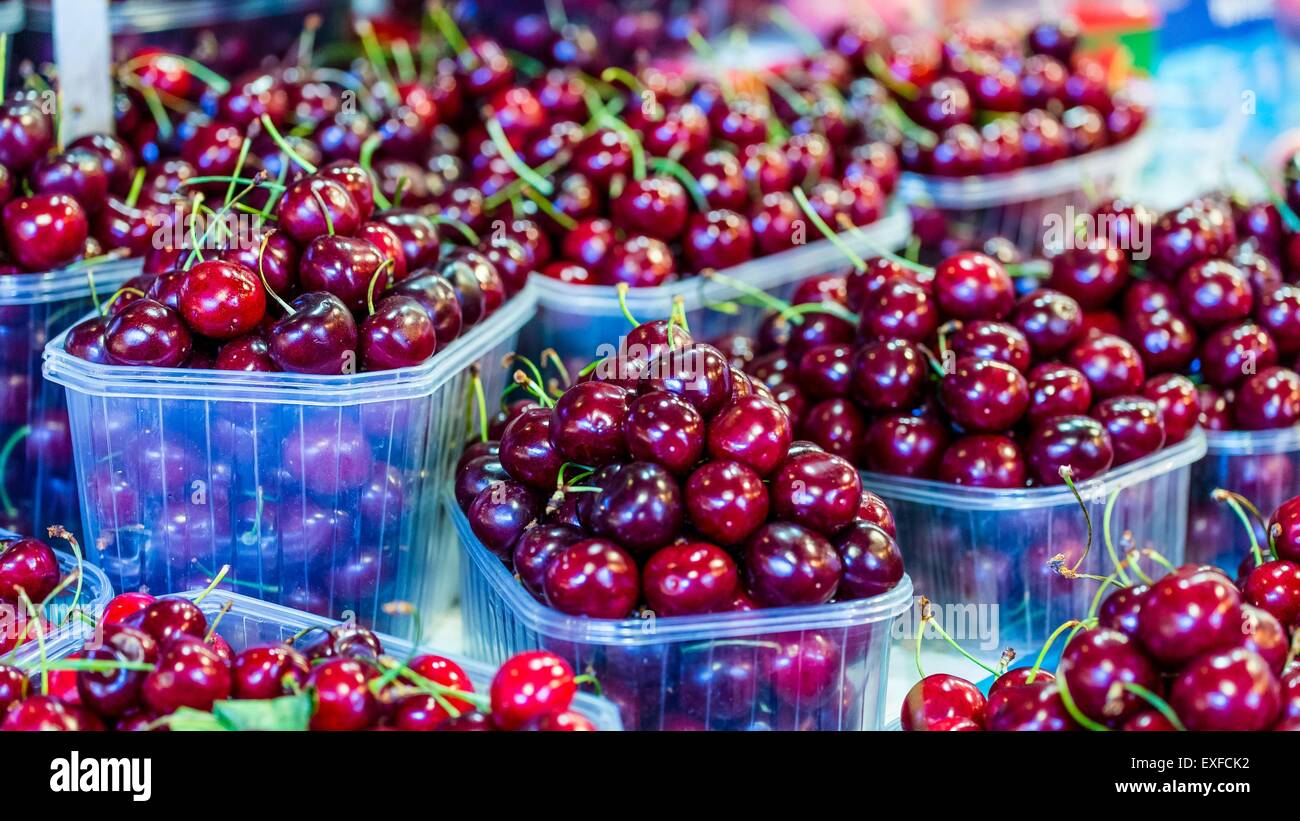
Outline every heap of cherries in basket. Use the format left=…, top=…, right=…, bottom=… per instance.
left=809, top=17, right=1145, bottom=178
left=456, top=307, right=906, bottom=620
left=903, top=492, right=1300, bottom=731
left=711, top=231, right=1190, bottom=488
left=1, top=587, right=599, bottom=731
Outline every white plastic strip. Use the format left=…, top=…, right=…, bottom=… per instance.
left=52, top=0, right=114, bottom=141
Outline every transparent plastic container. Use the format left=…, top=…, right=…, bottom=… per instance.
left=453, top=498, right=914, bottom=731
left=42, top=286, right=538, bottom=640
left=0, top=258, right=140, bottom=540
left=1187, top=428, right=1300, bottom=570
left=896, top=129, right=1153, bottom=254
left=863, top=430, right=1206, bottom=660
left=6, top=546, right=114, bottom=670
left=34, top=588, right=624, bottom=730
left=517, top=205, right=911, bottom=369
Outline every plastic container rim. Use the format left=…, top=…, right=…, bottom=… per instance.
left=529, top=204, right=912, bottom=316
left=896, top=127, right=1155, bottom=209
left=1204, top=425, right=1300, bottom=456
left=7, top=548, right=114, bottom=670
left=861, top=428, right=1207, bottom=511
left=0, top=257, right=142, bottom=306
left=41, top=283, right=538, bottom=406
left=23, top=0, right=330, bottom=33
left=451, top=494, right=915, bottom=644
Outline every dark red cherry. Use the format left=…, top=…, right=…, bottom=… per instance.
left=950, top=320, right=1032, bottom=373
left=582, top=461, right=682, bottom=557
left=706, top=396, right=792, bottom=476
left=1269, top=496, right=1300, bottom=562
left=231, top=645, right=310, bottom=700
left=611, top=176, right=689, bottom=242
left=939, top=434, right=1026, bottom=487
left=543, top=539, right=640, bottom=618
left=622, top=391, right=704, bottom=475
left=1046, top=240, right=1129, bottom=310
left=468, top=481, right=540, bottom=559
left=1242, top=559, right=1300, bottom=628
left=1026, top=363, right=1093, bottom=426
left=387, top=270, right=463, bottom=347
left=299, top=235, right=389, bottom=314
left=1177, top=259, right=1253, bottom=329
left=1140, top=374, right=1197, bottom=444
left=849, top=339, right=925, bottom=411
left=1169, top=648, right=1280, bottom=731
left=639, top=343, right=733, bottom=418
left=683, top=208, right=754, bottom=271
left=512, top=524, right=583, bottom=600
left=743, top=521, right=841, bottom=607
left=104, top=299, right=192, bottom=367
left=857, top=279, right=939, bottom=342
left=984, top=680, right=1077, bottom=731
left=307, top=658, right=377, bottom=730
left=863, top=412, right=949, bottom=478
left=1026, top=414, right=1114, bottom=484
left=900, top=673, right=986, bottom=731
left=141, top=635, right=231, bottom=715
left=268, top=292, right=358, bottom=375
left=1068, top=334, right=1145, bottom=400
left=1011, top=288, right=1083, bottom=357
left=0, top=537, right=61, bottom=603
left=359, top=295, right=437, bottom=371
left=1136, top=567, right=1242, bottom=667
left=215, top=335, right=277, bottom=371
left=374, top=210, right=441, bottom=269
left=1093, top=395, right=1165, bottom=466
left=550, top=381, right=630, bottom=468
left=3, top=193, right=89, bottom=271
left=770, top=450, right=862, bottom=535
left=498, top=406, right=563, bottom=491
left=1233, top=366, right=1300, bottom=430
left=1122, top=309, right=1197, bottom=374
left=1200, top=321, right=1276, bottom=388
left=940, top=358, right=1029, bottom=432
left=276, top=176, right=361, bottom=243
left=0, top=97, right=54, bottom=172
left=684, top=460, right=769, bottom=547
left=601, top=235, right=676, bottom=288
left=178, top=259, right=266, bottom=340
left=1256, top=283, right=1300, bottom=356
left=642, top=541, right=738, bottom=617
left=1058, top=627, right=1160, bottom=726
left=834, top=521, right=903, bottom=599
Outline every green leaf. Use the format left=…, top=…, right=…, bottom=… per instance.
left=210, top=694, right=313, bottom=732
left=163, top=708, right=229, bottom=732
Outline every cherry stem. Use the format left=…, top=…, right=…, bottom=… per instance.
left=1214, top=488, right=1266, bottom=566
left=1058, top=467, right=1094, bottom=574
left=913, top=597, right=928, bottom=679
left=193, top=564, right=231, bottom=605
left=540, top=348, right=572, bottom=389
left=865, top=52, right=920, bottom=102
left=101, top=287, right=146, bottom=315
left=125, top=167, right=146, bottom=208
left=791, top=190, right=868, bottom=273
left=17, top=589, right=49, bottom=696
left=572, top=672, right=602, bottom=697
left=484, top=155, right=569, bottom=211
left=256, top=231, right=294, bottom=315
left=119, top=52, right=231, bottom=94
left=1005, top=260, right=1052, bottom=279
left=260, top=114, right=318, bottom=173
left=294, top=13, right=321, bottom=68
left=485, top=117, right=554, bottom=197
left=916, top=596, right=1001, bottom=678
left=43, top=658, right=155, bottom=674
left=309, top=186, right=336, bottom=236
left=0, top=35, right=6, bottom=98
left=186, top=192, right=207, bottom=264
left=600, top=66, right=645, bottom=96
left=520, top=185, right=576, bottom=230
left=904, top=235, right=921, bottom=263
left=1101, top=487, right=1133, bottom=586
left=428, top=3, right=476, bottom=69
left=1120, top=682, right=1186, bottom=731
left=464, top=365, right=489, bottom=444
left=0, top=424, right=31, bottom=518
left=225, top=127, right=255, bottom=208
left=391, top=38, right=417, bottom=84
left=512, top=370, right=554, bottom=409
left=354, top=19, right=400, bottom=106
left=1086, top=569, right=1126, bottom=620
left=358, top=133, right=391, bottom=210
left=429, top=215, right=480, bottom=244
left=366, top=258, right=395, bottom=316
left=615, top=283, right=639, bottom=327
left=760, top=71, right=811, bottom=117
left=203, top=600, right=234, bottom=643
left=1026, top=619, right=1085, bottom=685
left=1140, top=547, right=1176, bottom=574
left=916, top=343, right=949, bottom=379
left=46, top=525, right=85, bottom=621
left=1055, top=664, right=1110, bottom=732
left=648, top=157, right=709, bottom=212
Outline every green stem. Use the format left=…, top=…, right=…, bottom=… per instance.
left=648, top=157, right=709, bottom=212
left=260, top=115, right=318, bottom=173
left=1102, top=488, right=1132, bottom=586
left=471, top=366, right=489, bottom=443
left=125, top=167, right=146, bottom=208
left=256, top=231, right=294, bottom=315
left=520, top=185, right=576, bottom=230
left=1059, top=468, right=1093, bottom=574
left=791, top=188, right=868, bottom=272
left=193, top=564, right=231, bottom=605
left=45, top=526, right=84, bottom=621
left=17, top=590, right=49, bottom=696
left=615, top=283, right=639, bottom=327
left=0, top=425, right=31, bottom=518
left=1026, top=619, right=1082, bottom=684
left=1055, top=664, right=1110, bottom=732
left=119, top=52, right=230, bottom=94
left=1215, top=488, right=1266, bottom=566
left=485, top=118, right=554, bottom=196
left=1122, top=682, right=1186, bottom=731
left=366, top=259, right=395, bottom=316
left=309, top=186, right=335, bottom=236
left=430, top=215, right=480, bottom=244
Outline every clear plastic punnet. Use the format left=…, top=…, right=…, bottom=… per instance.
left=32, top=589, right=624, bottom=730
left=0, top=258, right=140, bottom=541
left=42, top=286, right=538, bottom=640
left=517, top=205, right=911, bottom=368
left=1187, top=427, right=1300, bottom=569
left=863, top=431, right=1206, bottom=660
left=6, top=546, right=114, bottom=670
left=896, top=130, right=1153, bottom=254
left=452, top=498, right=914, bottom=731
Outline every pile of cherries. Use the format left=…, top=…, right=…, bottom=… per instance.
left=716, top=239, right=1186, bottom=488
left=1, top=587, right=600, bottom=731
left=457, top=309, right=906, bottom=620
left=807, top=17, right=1145, bottom=179
left=903, top=493, right=1300, bottom=731
left=0, top=529, right=67, bottom=655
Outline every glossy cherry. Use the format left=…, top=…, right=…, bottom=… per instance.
left=900, top=673, right=986, bottom=731
left=743, top=521, right=842, bottom=607
left=543, top=538, right=640, bottom=618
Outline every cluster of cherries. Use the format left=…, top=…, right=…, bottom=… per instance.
left=456, top=308, right=906, bottom=620
left=0, top=91, right=139, bottom=274
left=1, top=583, right=599, bottom=732
left=714, top=236, right=1187, bottom=487
left=904, top=493, right=1300, bottom=731
left=0, top=529, right=66, bottom=655
left=811, top=17, right=1145, bottom=178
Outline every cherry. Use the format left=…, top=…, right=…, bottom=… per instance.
left=1067, top=334, right=1145, bottom=400
left=543, top=539, right=639, bottom=618
left=139, top=598, right=206, bottom=645
left=770, top=450, right=862, bottom=535
left=949, top=320, right=1032, bottom=373
left=550, top=380, right=630, bottom=467
left=488, top=651, right=575, bottom=730
left=858, top=278, right=939, bottom=343
left=984, top=680, right=1078, bottom=731
left=1, top=695, right=101, bottom=731
left=988, top=668, right=1055, bottom=698
left=0, top=664, right=24, bottom=715
left=850, top=339, right=925, bottom=411
left=939, top=434, right=1027, bottom=487
left=1177, top=259, right=1253, bottom=329
left=601, top=235, right=676, bottom=288
left=611, top=176, right=689, bottom=242
left=743, top=521, right=841, bottom=607
left=1025, top=364, right=1093, bottom=426
left=622, top=391, right=704, bottom=475
left=1139, top=374, right=1197, bottom=444
left=220, top=226, right=299, bottom=297
left=388, top=270, right=463, bottom=347
left=582, top=461, right=682, bottom=556
left=1046, top=240, right=1129, bottom=311
left=683, top=460, right=770, bottom=547
left=306, top=657, right=377, bottom=731
left=268, top=292, right=357, bottom=375
left=940, top=358, right=1029, bottom=432
left=77, top=624, right=158, bottom=717
left=834, top=521, right=904, bottom=599
left=1233, top=367, right=1300, bottom=430
left=0, top=537, right=60, bottom=603
left=510, top=523, right=581, bottom=600
left=299, top=235, right=389, bottom=314
left=1169, top=648, right=1280, bottom=731
left=1229, top=604, right=1289, bottom=675
left=359, top=295, right=437, bottom=371
left=141, top=635, right=232, bottom=715
left=1270, top=497, right=1300, bottom=562
left=932, top=252, right=1014, bottom=320
left=1242, top=559, right=1300, bottom=628
left=468, top=481, right=540, bottom=559
left=1136, top=566, right=1241, bottom=667
left=374, top=210, right=441, bottom=270
left=642, top=541, right=738, bottom=617
left=276, top=176, right=361, bottom=243
left=1256, top=284, right=1300, bottom=356
left=706, top=396, right=792, bottom=476
left=215, top=335, right=277, bottom=371
left=3, top=193, right=89, bottom=271
left=1025, top=414, right=1114, bottom=484
left=101, top=592, right=156, bottom=626
left=1093, top=395, right=1166, bottom=466
left=178, top=259, right=266, bottom=340
left=102, top=299, right=193, bottom=368
left=863, top=412, right=949, bottom=478
left=499, top=406, right=563, bottom=491
left=900, top=673, right=985, bottom=731
left=1058, top=627, right=1160, bottom=726
left=231, top=645, right=311, bottom=700
left=31, top=148, right=110, bottom=213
